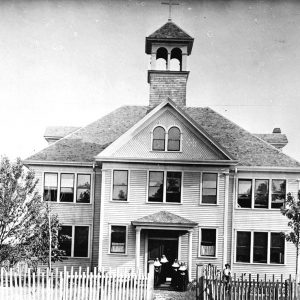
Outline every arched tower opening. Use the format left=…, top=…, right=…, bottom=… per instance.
left=156, top=47, right=168, bottom=70
left=170, top=48, right=182, bottom=71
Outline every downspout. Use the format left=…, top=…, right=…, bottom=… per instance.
left=98, top=166, right=105, bottom=268
left=91, top=162, right=96, bottom=268
left=222, top=171, right=229, bottom=268
left=230, top=167, right=238, bottom=270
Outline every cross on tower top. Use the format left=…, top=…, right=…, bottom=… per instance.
left=161, top=0, right=179, bottom=21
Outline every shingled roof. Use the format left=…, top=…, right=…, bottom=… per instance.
left=131, top=211, right=198, bottom=227
left=145, top=21, right=194, bottom=54
left=25, top=105, right=300, bottom=168
left=254, top=133, right=288, bottom=149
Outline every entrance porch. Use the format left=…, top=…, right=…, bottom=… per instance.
left=131, top=211, right=198, bottom=283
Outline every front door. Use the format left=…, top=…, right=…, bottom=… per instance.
left=148, top=238, right=178, bottom=281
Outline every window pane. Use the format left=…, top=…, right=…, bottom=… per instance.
left=59, top=226, right=72, bottom=257
left=153, top=127, right=165, bottom=139
left=74, top=226, right=89, bottom=257
left=236, top=231, right=251, bottom=262
left=168, top=140, right=180, bottom=151
left=253, top=232, right=268, bottom=263
left=44, top=173, right=58, bottom=202
left=270, top=233, right=284, bottom=264
left=153, top=127, right=165, bottom=151
left=77, top=174, right=91, bottom=203
left=200, top=229, right=216, bottom=257
left=254, top=179, right=269, bottom=208
left=113, top=171, right=128, bottom=201
left=77, top=174, right=91, bottom=188
left=167, top=127, right=180, bottom=151
left=111, top=226, right=126, bottom=253
left=202, top=173, right=217, bottom=204
left=166, top=172, right=181, bottom=203
left=60, top=174, right=74, bottom=202
left=238, top=179, right=252, bottom=208
left=113, top=186, right=128, bottom=201
left=148, top=172, right=163, bottom=202
left=271, top=180, right=286, bottom=209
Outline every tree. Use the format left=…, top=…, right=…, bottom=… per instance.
left=281, top=191, right=300, bottom=284
left=23, top=203, right=67, bottom=270
left=0, top=156, right=66, bottom=268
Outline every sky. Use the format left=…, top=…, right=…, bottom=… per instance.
left=1, top=0, right=300, bottom=162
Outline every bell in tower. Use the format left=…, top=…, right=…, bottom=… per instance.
left=145, top=20, right=194, bottom=107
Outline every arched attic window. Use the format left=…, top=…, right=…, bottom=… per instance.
left=156, top=47, right=168, bottom=70
left=167, top=126, right=181, bottom=151
left=152, top=126, right=166, bottom=151
left=170, top=48, right=182, bottom=71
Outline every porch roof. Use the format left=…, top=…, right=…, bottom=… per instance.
left=131, top=211, right=198, bottom=229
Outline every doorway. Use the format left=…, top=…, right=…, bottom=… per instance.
left=148, top=237, right=178, bottom=281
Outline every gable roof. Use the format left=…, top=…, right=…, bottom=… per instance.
left=131, top=211, right=198, bottom=228
left=25, top=105, right=300, bottom=168
left=97, top=99, right=235, bottom=163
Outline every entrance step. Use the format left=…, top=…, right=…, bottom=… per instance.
left=153, top=290, right=196, bottom=300
left=155, top=282, right=172, bottom=291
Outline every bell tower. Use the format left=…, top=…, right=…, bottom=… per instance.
left=145, top=20, right=194, bottom=107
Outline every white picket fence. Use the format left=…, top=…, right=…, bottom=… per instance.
left=0, top=267, right=151, bottom=300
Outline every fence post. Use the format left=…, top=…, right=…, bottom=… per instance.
left=147, top=260, right=154, bottom=300
left=196, top=264, right=205, bottom=300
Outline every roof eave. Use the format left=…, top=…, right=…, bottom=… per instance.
left=23, top=159, right=94, bottom=167
left=235, top=166, right=300, bottom=173
left=145, top=37, right=194, bottom=55
left=131, top=221, right=198, bottom=228
left=95, top=157, right=238, bottom=166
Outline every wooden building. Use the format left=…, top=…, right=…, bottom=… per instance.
left=25, top=20, right=300, bottom=281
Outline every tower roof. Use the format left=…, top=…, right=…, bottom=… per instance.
left=146, top=21, right=194, bottom=54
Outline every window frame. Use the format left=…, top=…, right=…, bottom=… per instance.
left=198, top=227, right=218, bottom=258
left=60, top=173, right=75, bottom=203
left=43, top=172, right=58, bottom=202
left=200, top=172, right=219, bottom=205
left=147, top=170, right=183, bottom=204
left=59, top=225, right=90, bottom=258
left=43, top=171, right=93, bottom=204
left=151, top=125, right=182, bottom=152
left=167, top=126, right=182, bottom=152
left=235, top=230, right=285, bottom=265
left=236, top=178, right=287, bottom=210
left=111, top=170, right=129, bottom=202
left=108, top=224, right=128, bottom=255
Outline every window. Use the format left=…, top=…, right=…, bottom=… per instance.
left=74, top=226, right=89, bottom=257
left=253, top=232, right=268, bottom=263
left=199, top=228, right=216, bottom=257
left=152, top=126, right=165, bottom=151
left=270, top=233, right=285, bottom=264
left=238, top=178, right=286, bottom=209
left=167, top=127, right=181, bottom=151
left=271, top=180, right=286, bottom=209
left=112, top=170, right=128, bottom=201
left=59, top=226, right=72, bottom=256
left=77, top=174, right=91, bottom=203
left=236, top=231, right=251, bottom=263
left=44, top=173, right=58, bottom=201
left=148, top=171, right=164, bottom=202
left=166, top=172, right=181, bottom=203
left=254, top=179, right=269, bottom=208
left=59, top=225, right=89, bottom=258
left=110, top=225, right=127, bottom=254
left=60, top=174, right=74, bottom=202
left=44, top=172, right=92, bottom=203
left=148, top=171, right=181, bottom=203
left=236, top=231, right=284, bottom=264
left=202, top=173, right=217, bottom=204
left=237, top=179, right=252, bottom=208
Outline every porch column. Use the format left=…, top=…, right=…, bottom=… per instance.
left=188, top=229, right=193, bottom=281
left=135, top=227, right=141, bottom=272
